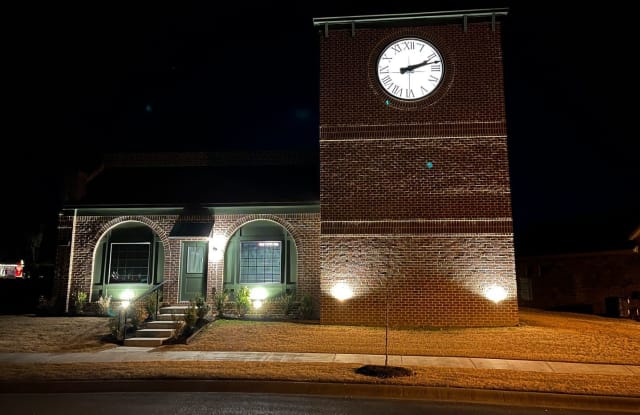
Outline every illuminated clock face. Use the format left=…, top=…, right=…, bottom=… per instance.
left=376, top=38, right=444, bottom=101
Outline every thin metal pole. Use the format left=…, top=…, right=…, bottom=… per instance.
left=123, top=308, right=127, bottom=341
left=385, top=285, right=389, bottom=367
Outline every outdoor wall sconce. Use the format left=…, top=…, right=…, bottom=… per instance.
left=208, top=235, right=226, bottom=261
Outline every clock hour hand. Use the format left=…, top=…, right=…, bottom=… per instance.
left=400, top=59, right=441, bottom=74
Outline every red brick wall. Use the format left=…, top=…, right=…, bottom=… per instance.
left=319, top=21, right=518, bottom=327
left=54, top=211, right=320, bottom=314
left=517, top=251, right=640, bottom=315
left=319, top=24, right=506, bottom=127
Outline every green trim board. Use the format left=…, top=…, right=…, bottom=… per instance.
left=66, top=203, right=319, bottom=217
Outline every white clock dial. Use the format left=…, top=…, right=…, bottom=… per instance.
left=376, top=38, right=444, bottom=101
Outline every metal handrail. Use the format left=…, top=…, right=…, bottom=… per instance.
left=119, top=281, right=167, bottom=342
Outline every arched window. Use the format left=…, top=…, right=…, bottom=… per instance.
left=224, top=220, right=297, bottom=293
left=92, top=222, right=164, bottom=300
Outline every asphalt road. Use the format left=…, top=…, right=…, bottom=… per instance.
left=0, top=392, right=632, bottom=414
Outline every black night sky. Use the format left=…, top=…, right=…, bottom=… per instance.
left=3, top=1, right=638, bottom=263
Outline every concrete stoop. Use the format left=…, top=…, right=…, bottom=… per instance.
left=123, top=305, right=187, bottom=347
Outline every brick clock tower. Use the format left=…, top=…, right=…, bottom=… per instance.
left=314, top=9, right=518, bottom=327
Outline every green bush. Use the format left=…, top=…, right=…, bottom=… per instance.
left=145, top=295, right=158, bottom=320
left=235, top=286, right=250, bottom=317
left=72, top=290, right=88, bottom=314
left=127, top=304, right=144, bottom=331
left=214, top=291, right=228, bottom=318
left=183, top=301, right=198, bottom=329
left=97, top=295, right=112, bottom=316
left=300, top=294, right=314, bottom=320
left=277, top=292, right=296, bottom=316
left=194, top=295, right=211, bottom=320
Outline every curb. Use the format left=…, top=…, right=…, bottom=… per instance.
left=1, top=380, right=639, bottom=413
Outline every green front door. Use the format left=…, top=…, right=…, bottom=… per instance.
left=180, top=241, right=208, bottom=301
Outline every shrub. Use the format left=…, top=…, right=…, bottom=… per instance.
left=277, top=291, right=296, bottom=317
left=194, top=295, right=211, bottom=320
left=36, top=295, right=57, bottom=316
left=72, top=290, right=88, bottom=315
left=214, top=291, right=228, bottom=318
left=183, top=301, right=198, bottom=329
left=97, top=295, right=112, bottom=316
left=108, top=315, right=121, bottom=339
left=300, top=294, right=314, bottom=320
left=127, top=303, right=145, bottom=331
left=171, top=314, right=185, bottom=339
left=145, top=295, right=158, bottom=320
left=235, top=286, right=250, bottom=317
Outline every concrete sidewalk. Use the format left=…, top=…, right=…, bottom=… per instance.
left=1, top=348, right=639, bottom=376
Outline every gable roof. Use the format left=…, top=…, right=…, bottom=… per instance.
left=67, top=152, right=319, bottom=207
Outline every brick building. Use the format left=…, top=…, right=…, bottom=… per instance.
left=54, top=9, right=518, bottom=327
left=516, top=227, right=640, bottom=315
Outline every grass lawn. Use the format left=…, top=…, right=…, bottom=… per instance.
left=0, top=315, right=115, bottom=353
left=1, top=308, right=639, bottom=397
left=163, top=308, right=640, bottom=365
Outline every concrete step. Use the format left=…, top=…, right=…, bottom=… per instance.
left=135, top=328, right=175, bottom=338
left=160, top=306, right=188, bottom=314
left=157, top=313, right=185, bottom=321
left=146, top=321, right=181, bottom=329
left=124, top=337, right=169, bottom=347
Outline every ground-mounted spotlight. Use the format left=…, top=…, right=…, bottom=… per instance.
left=250, top=287, right=268, bottom=309
left=120, top=289, right=134, bottom=308
left=331, top=282, right=353, bottom=301
left=485, top=285, right=507, bottom=303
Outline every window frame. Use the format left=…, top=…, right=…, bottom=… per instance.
left=239, top=240, right=283, bottom=284
left=107, top=242, right=151, bottom=284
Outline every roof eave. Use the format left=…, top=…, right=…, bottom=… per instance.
left=313, top=8, right=508, bottom=27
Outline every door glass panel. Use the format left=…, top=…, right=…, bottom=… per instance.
left=186, top=245, right=204, bottom=273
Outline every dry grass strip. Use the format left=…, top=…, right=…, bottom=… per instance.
left=1, top=309, right=638, bottom=366
left=1, top=361, right=638, bottom=397
left=0, top=316, right=115, bottom=353
left=163, top=309, right=640, bottom=364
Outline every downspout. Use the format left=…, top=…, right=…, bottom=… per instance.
left=65, top=208, right=78, bottom=313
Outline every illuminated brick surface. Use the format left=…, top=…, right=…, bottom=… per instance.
left=319, top=22, right=518, bottom=327
left=54, top=213, right=320, bottom=314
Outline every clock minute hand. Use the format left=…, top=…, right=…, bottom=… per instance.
left=400, top=59, right=441, bottom=74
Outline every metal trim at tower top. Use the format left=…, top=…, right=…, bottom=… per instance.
left=313, top=8, right=508, bottom=27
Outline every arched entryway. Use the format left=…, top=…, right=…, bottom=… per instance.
left=92, top=221, right=165, bottom=301
left=223, top=220, right=297, bottom=299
